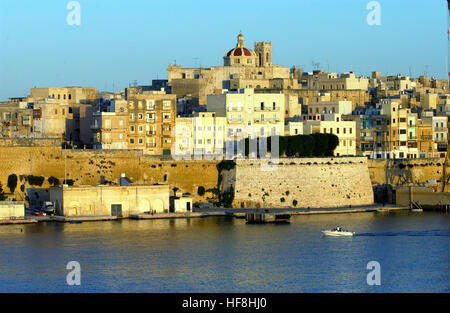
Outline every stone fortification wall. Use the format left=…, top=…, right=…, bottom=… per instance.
left=228, top=157, right=374, bottom=208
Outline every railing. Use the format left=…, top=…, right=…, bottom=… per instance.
left=408, top=136, right=417, bottom=140
left=254, top=118, right=281, bottom=123
left=228, top=107, right=242, bottom=112
left=146, top=118, right=156, bottom=123
left=434, top=127, right=447, bottom=131
left=254, top=106, right=280, bottom=112
left=228, top=119, right=243, bottom=123
left=146, top=143, right=156, bottom=148
left=146, top=131, right=156, bottom=136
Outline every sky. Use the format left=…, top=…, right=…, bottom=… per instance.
left=0, top=0, right=448, bottom=100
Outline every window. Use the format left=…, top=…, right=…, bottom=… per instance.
left=138, top=138, right=143, bottom=144
left=138, top=125, right=143, bottom=133
left=130, top=126, right=135, bottom=132
left=337, top=128, right=339, bottom=134
left=130, top=138, right=135, bottom=144
left=138, top=113, right=143, bottom=120
left=146, top=100, right=155, bottom=110
left=129, top=113, right=134, bottom=120
left=119, top=120, right=124, bottom=126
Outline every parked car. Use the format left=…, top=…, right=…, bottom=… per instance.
left=41, top=201, right=55, bottom=215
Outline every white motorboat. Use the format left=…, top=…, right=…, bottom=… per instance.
left=322, top=229, right=355, bottom=237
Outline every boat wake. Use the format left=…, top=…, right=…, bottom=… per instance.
left=355, top=229, right=450, bottom=237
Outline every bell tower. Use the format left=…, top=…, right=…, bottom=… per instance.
left=254, top=41, right=272, bottom=67
left=237, top=33, right=245, bottom=48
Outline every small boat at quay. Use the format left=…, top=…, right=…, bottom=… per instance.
left=376, top=208, right=390, bottom=214
left=246, top=212, right=291, bottom=224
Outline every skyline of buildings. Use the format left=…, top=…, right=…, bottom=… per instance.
left=0, top=33, right=448, bottom=160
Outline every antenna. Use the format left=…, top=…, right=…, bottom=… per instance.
left=312, top=61, right=320, bottom=70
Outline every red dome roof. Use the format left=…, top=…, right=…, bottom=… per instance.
left=226, top=47, right=254, bottom=57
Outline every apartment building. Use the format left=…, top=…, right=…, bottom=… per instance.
left=126, top=90, right=176, bottom=155
left=91, top=100, right=128, bottom=150
left=174, top=112, right=226, bottom=158
left=207, top=88, right=285, bottom=140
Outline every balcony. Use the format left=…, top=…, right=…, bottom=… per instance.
left=146, top=118, right=156, bottom=123
left=434, top=127, right=447, bottom=131
left=228, top=107, right=242, bottom=112
left=361, top=136, right=374, bottom=141
left=254, top=118, right=281, bottom=124
left=228, top=119, right=243, bottom=124
left=90, top=124, right=100, bottom=130
left=408, top=136, right=417, bottom=140
left=254, top=106, right=280, bottom=112
left=146, top=130, right=156, bottom=136
left=434, top=137, right=447, bottom=143
left=146, top=143, right=157, bottom=148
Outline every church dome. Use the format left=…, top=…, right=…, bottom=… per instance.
left=224, top=33, right=256, bottom=57
left=223, top=33, right=258, bottom=67
left=226, top=47, right=255, bottom=57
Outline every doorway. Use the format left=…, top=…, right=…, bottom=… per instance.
left=111, top=204, right=122, bottom=217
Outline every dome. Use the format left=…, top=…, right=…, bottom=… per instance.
left=226, top=47, right=255, bottom=57
left=223, top=33, right=258, bottom=67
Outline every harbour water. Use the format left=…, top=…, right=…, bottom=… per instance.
left=0, top=211, right=448, bottom=292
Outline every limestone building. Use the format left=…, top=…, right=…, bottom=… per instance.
left=168, top=33, right=290, bottom=106
left=126, top=89, right=176, bottom=155
left=50, top=183, right=171, bottom=217
left=91, top=100, right=129, bottom=150
left=174, top=112, right=226, bottom=158
left=207, top=88, right=285, bottom=140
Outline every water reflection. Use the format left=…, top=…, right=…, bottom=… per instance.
left=0, top=212, right=448, bottom=292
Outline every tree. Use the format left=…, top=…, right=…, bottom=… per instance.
left=197, top=186, right=206, bottom=196
left=0, top=181, right=6, bottom=201
left=7, top=174, right=18, bottom=193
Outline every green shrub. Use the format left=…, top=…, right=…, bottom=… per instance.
left=27, top=175, right=45, bottom=186
left=0, top=182, right=6, bottom=201
left=7, top=174, right=18, bottom=193
left=48, top=176, right=60, bottom=186
left=244, top=134, right=339, bottom=157
left=197, top=186, right=206, bottom=196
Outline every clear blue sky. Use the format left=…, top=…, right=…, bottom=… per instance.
left=0, top=0, right=448, bottom=100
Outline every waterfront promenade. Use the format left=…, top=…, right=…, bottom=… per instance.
left=0, top=204, right=410, bottom=225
